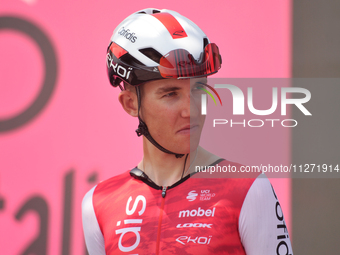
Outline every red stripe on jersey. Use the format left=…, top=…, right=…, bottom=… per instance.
left=151, top=13, right=188, bottom=39
left=109, top=42, right=127, bottom=59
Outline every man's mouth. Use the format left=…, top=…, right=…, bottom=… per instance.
left=177, top=124, right=199, bottom=134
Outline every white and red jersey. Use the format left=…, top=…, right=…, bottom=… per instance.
left=82, top=159, right=293, bottom=255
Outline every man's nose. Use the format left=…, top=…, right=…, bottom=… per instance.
left=181, top=92, right=200, bottom=118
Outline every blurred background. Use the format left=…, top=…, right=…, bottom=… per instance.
left=1, top=0, right=339, bottom=254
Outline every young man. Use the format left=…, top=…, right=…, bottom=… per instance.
left=82, top=8, right=293, bottom=255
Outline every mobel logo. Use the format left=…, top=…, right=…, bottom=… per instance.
left=201, top=84, right=312, bottom=116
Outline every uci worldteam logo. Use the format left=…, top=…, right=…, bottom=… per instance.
left=186, top=190, right=198, bottom=202
left=197, top=83, right=223, bottom=115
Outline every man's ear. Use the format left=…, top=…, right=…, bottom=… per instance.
left=118, top=90, right=138, bottom=117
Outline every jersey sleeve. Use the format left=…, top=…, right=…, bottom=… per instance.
left=82, top=186, right=106, bottom=255
left=238, top=175, right=293, bottom=255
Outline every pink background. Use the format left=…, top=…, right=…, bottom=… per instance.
left=0, top=0, right=291, bottom=254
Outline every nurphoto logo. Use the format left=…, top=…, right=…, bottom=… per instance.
left=201, top=83, right=312, bottom=128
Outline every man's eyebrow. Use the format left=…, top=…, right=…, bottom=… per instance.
left=156, top=86, right=181, bottom=94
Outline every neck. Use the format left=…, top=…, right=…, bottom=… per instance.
left=137, top=137, right=196, bottom=187
left=137, top=138, right=221, bottom=187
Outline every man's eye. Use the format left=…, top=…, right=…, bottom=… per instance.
left=193, top=84, right=206, bottom=92
left=195, top=82, right=206, bottom=89
left=163, top=92, right=177, bottom=98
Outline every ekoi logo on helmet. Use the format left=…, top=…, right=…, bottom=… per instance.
left=198, top=83, right=223, bottom=115
left=107, top=53, right=132, bottom=80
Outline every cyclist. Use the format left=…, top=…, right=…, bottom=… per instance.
left=82, top=8, right=293, bottom=255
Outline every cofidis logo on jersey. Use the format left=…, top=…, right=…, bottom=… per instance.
left=115, top=195, right=146, bottom=253
left=200, top=81, right=312, bottom=128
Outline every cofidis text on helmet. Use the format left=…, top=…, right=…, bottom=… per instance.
left=118, top=27, right=137, bottom=43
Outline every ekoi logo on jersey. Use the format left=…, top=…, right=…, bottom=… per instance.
left=198, top=83, right=222, bottom=115
left=176, top=235, right=213, bottom=246
left=115, top=195, right=146, bottom=253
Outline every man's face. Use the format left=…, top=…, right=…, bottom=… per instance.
left=139, top=78, right=207, bottom=154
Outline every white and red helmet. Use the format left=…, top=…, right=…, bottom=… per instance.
left=106, top=8, right=222, bottom=88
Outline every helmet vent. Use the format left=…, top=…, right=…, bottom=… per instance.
left=203, top=38, right=209, bottom=48
left=139, top=48, right=163, bottom=64
left=137, top=11, right=146, bottom=14
left=120, top=53, right=146, bottom=67
left=152, top=10, right=161, bottom=14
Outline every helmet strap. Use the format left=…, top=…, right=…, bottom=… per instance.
left=134, top=86, right=184, bottom=158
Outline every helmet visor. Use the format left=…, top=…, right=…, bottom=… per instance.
left=158, top=43, right=221, bottom=79
left=107, top=42, right=221, bottom=87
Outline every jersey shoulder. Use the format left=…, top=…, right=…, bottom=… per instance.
left=92, top=170, right=138, bottom=209
left=82, top=170, right=133, bottom=215
left=95, top=170, right=132, bottom=193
